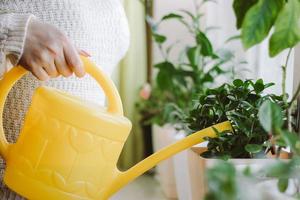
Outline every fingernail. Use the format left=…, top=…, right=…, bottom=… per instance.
left=80, top=50, right=92, bottom=57
left=79, top=51, right=88, bottom=57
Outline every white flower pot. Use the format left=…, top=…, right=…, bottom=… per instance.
left=152, top=124, right=178, bottom=199
left=186, top=147, right=295, bottom=200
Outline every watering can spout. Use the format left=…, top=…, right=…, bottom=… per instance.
left=102, top=121, right=232, bottom=198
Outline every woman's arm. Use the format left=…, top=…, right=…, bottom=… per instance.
left=0, top=12, right=33, bottom=77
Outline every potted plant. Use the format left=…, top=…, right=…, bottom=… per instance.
left=183, top=79, right=290, bottom=199
left=182, top=0, right=300, bottom=199
left=136, top=0, right=234, bottom=198
left=186, top=79, right=286, bottom=159
left=203, top=100, right=300, bottom=200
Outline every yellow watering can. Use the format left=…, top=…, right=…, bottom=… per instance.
left=0, top=57, right=231, bottom=200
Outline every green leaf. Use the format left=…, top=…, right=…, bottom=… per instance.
left=245, top=144, right=263, bottom=153
left=275, top=137, right=286, bottom=147
left=153, top=33, right=167, bottom=44
left=233, top=79, right=243, bottom=87
left=154, top=62, right=174, bottom=70
left=264, top=82, right=275, bottom=89
left=225, top=34, right=241, bottom=43
left=180, top=10, right=196, bottom=20
left=266, top=161, right=292, bottom=178
left=258, top=100, right=283, bottom=132
left=233, top=0, right=259, bottom=28
left=254, top=79, right=265, bottom=94
left=241, top=0, right=284, bottom=49
left=243, top=166, right=252, bottom=176
left=202, top=74, right=214, bottom=83
left=196, top=31, right=214, bottom=57
left=154, top=62, right=176, bottom=90
left=281, top=130, right=300, bottom=155
left=205, top=161, right=237, bottom=200
left=187, top=46, right=200, bottom=67
left=216, top=49, right=234, bottom=61
left=162, top=13, right=183, bottom=21
left=277, top=178, right=289, bottom=193
left=156, top=71, right=171, bottom=90
left=269, top=0, right=300, bottom=57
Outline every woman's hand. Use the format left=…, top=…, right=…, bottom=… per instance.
left=19, top=18, right=89, bottom=81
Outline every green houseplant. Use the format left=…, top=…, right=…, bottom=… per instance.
left=136, top=1, right=236, bottom=198
left=204, top=101, right=300, bottom=200
left=186, top=79, right=286, bottom=158
left=184, top=0, right=300, bottom=162
left=185, top=79, right=299, bottom=199
left=136, top=0, right=235, bottom=127
left=233, top=0, right=300, bottom=104
left=184, top=0, right=300, bottom=199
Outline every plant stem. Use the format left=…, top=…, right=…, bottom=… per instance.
left=282, top=48, right=293, bottom=131
left=290, top=83, right=300, bottom=108
left=282, top=48, right=292, bottom=105
left=158, top=44, right=167, bottom=61
left=193, top=0, right=199, bottom=14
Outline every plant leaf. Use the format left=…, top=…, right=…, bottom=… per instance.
left=233, top=79, right=243, bottom=87
left=277, top=178, right=289, bottom=193
left=196, top=31, right=214, bottom=57
left=281, top=130, right=300, bottom=155
left=153, top=33, right=167, bottom=44
left=258, top=100, right=283, bottom=132
left=254, top=79, right=265, bottom=94
left=180, top=10, right=196, bottom=20
left=245, top=144, right=263, bottom=153
left=162, top=13, right=183, bottom=21
left=154, top=62, right=176, bottom=90
left=264, top=82, right=275, bottom=89
left=225, top=34, right=241, bottom=43
left=265, top=161, right=292, bottom=178
left=269, top=0, right=300, bottom=57
left=241, top=0, right=284, bottom=49
left=233, top=0, right=259, bottom=29
left=187, top=46, right=200, bottom=68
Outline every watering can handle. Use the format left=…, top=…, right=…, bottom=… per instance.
left=0, top=56, right=123, bottom=159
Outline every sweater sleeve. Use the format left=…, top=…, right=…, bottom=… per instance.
left=0, top=12, right=33, bottom=77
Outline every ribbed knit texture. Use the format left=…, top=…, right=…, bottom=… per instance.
left=0, top=0, right=130, bottom=199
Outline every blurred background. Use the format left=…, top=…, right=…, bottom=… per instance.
left=110, top=0, right=300, bottom=199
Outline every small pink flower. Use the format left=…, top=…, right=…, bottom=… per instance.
left=139, top=83, right=152, bottom=100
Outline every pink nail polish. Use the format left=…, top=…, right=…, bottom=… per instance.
left=81, top=50, right=92, bottom=57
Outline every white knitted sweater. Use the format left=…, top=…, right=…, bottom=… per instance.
left=0, top=0, right=129, bottom=199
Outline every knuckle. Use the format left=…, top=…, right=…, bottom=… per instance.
left=59, top=33, right=68, bottom=43
left=32, top=48, right=41, bottom=58
left=28, top=62, right=38, bottom=70
left=31, top=69, right=41, bottom=79
left=71, top=58, right=82, bottom=68
left=49, top=45, right=61, bottom=55
left=39, top=51, right=50, bottom=62
left=46, top=38, right=62, bottom=54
